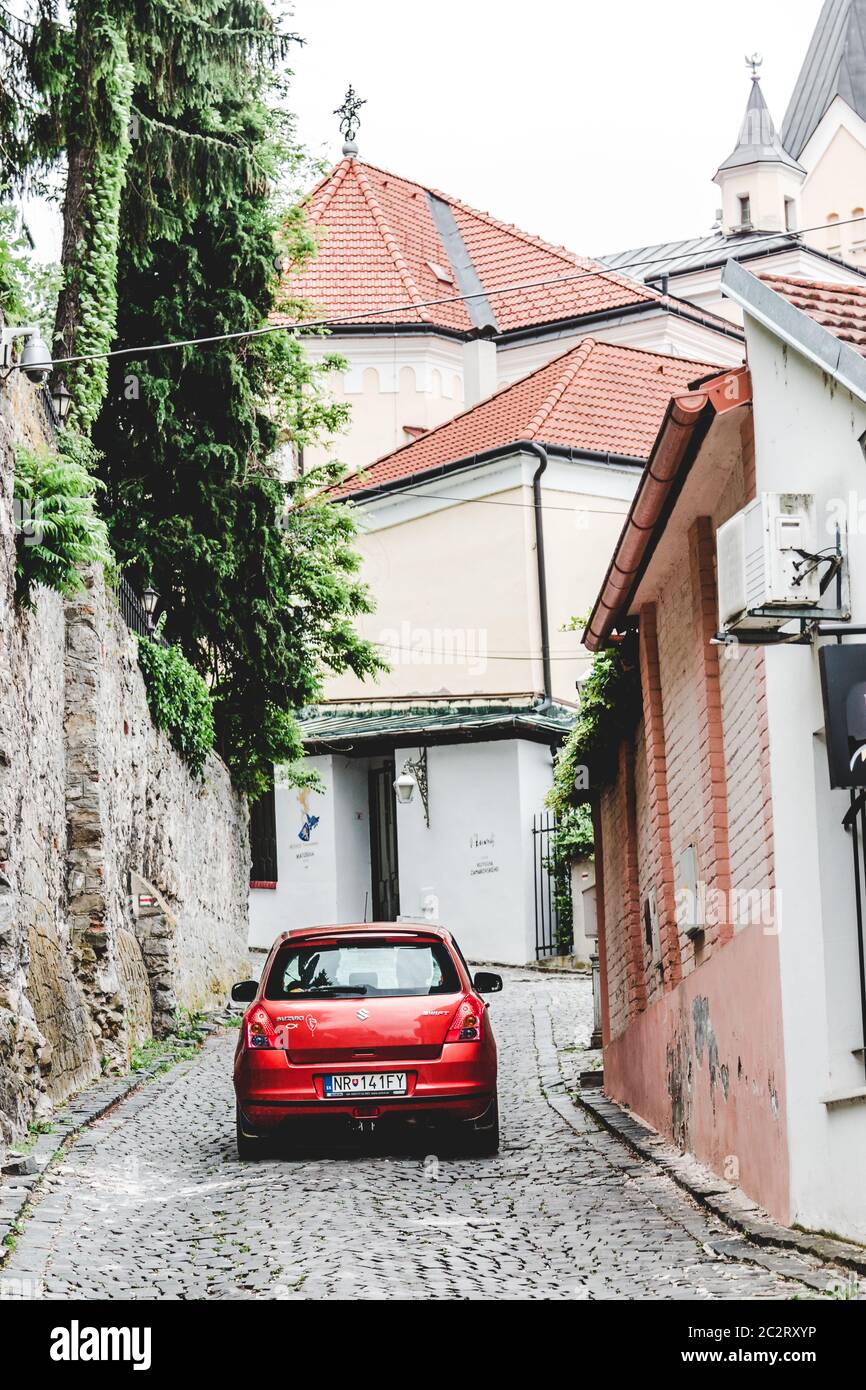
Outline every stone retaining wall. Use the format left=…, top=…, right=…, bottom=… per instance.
left=0, top=371, right=249, bottom=1150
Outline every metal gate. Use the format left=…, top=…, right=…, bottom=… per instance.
left=842, top=791, right=866, bottom=1068
left=369, top=761, right=400, bottom=922
left=532, top=811, right=573, bottom=959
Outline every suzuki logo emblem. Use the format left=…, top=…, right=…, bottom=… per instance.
left=356, top=1008, right=369, bottom=1020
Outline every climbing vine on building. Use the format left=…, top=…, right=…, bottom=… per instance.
left=136, top=626, right=215, bottom=778
left=52, top=3, right=133, bottom=430
left=13, top=429, right=112, bottom=606
left=1, top=2, right=296, bottom=429
left=549, top=640, right=641, bottom=817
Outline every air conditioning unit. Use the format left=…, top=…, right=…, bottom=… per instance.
left=716, top=493, right=820, bottom=631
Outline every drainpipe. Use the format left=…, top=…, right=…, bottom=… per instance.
left=524, top=442, right=553, bottom=713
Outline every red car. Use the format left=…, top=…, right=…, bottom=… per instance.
left=232, top=923, right=501, bottom=1158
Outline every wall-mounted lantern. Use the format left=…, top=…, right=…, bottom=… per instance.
left=142, top=586, right=160, bottom=633
left=394, top=748, right=430, bottom=827
left=51, top=379, right=72, bottom=426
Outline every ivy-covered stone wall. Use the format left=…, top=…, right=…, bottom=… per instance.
left=0, top=372, right=249, bottom=1152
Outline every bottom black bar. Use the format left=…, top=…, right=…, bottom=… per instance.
left=2, top=1296, right=861, bottom=1369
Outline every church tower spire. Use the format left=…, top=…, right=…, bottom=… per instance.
left=714, top=58, right=805, bottom=235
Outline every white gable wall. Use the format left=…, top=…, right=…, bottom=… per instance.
left=394, top=739, right=553, bottom=965
left=798, top=96, right=866, bottom=266
left=747, top=312, right=866, bottom=1242
left=301, top=308, right=745, bottom=475
left=323, top=450, right=636, bottom=707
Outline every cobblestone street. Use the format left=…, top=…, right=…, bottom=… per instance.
left=2, top=970, right=857, bottom=1300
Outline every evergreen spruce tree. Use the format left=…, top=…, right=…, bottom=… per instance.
left=1, top=4, right=384, bottom=794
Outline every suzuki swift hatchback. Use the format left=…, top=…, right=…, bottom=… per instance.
left=232, top=923, right=502, bottom=1158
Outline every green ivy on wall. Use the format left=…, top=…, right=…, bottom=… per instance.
left=13, top=429, right=113, bottom=607
left=549, top=640, right=641, bottom=818
left=60, top=7, right=134, bottom=432
left=136, top=628, right=215, bottom=778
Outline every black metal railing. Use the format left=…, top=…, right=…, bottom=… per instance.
left=117, top=575, right=153, bottom=641
left=37, top=383, right=60, bottom=437
left=533, top=811, right=573, bottom=959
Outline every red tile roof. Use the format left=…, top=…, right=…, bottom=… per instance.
left=760, top=274, right=866, bottom=354
left=278, top=158, right=663, bottom=336
left=332, top=339, right=723, bottom=498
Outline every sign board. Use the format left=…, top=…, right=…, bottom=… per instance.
left=819, top=644, right=866, bottom=787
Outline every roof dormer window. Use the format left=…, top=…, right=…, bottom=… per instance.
left=738, top=195, right=752, bottom=229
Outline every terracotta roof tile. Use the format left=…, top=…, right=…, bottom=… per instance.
left=760, top=273, right=866, bottom=354
left=278, top=158, right=661, bottom=335
left=332, top=340, right=723, bottom=498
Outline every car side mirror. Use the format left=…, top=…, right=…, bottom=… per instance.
left=231, top=980, right=258, bottom=1003
left=473, top=971, right=503, bottom=994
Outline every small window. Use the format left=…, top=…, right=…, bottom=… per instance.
left=677, top=845, right=703, bottom=941
left=250, top=786, right=278, bottom=887
left=426, top=260, right=453, bottom=285
left=738, top=194, right=752, bottom=228
left=784, top=197, right=797, bottom=232
left=853, top=208, right=865, bottom=247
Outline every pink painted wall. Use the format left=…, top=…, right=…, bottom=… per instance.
left=603, top=921, right=789, bottom=1222
left=596, top=409, right=790, bottom=1223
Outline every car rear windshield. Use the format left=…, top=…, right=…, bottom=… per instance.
left=264, top=938, right=461, bottom=1000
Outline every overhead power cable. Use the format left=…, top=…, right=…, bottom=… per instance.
left=12, top=213, right=866, bottom=373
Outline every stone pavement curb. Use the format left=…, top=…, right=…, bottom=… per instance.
left=577, top=1086, right=866, bottom=1278
left=530, top=997, right=862, bottom=1294
left=0, top=1011, right=237, bottom=1266
left=0, top=1069, right=156, bottom=1263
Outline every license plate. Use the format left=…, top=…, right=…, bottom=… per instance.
left=323, top=1072, right=407, bottom=1098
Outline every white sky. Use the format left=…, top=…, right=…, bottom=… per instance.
left=27, top=0, right=825, bottom=262
left=287, top=0, right=824, bottom=255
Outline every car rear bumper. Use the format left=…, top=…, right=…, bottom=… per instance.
left=234, top=1043, right=495, bottom=1131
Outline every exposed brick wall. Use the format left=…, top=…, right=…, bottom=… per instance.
left=741, top=410, right=757, bottom=502
left=595, top=405, right=784, bottom=1216
left=688, top=515, right=733, bottom=948
left=633, top=724, right=663, bottom=1006
left=638, top=603, right=682, bottom=989
left=655, top=554, right=706, bottom=975
left=591, top=801, right=611, bottom=1047
left=711, top=414, right=775, bottom=912
left=600, top=769, right=630, bottom=1039
left=718, top=644, right=775, bottom=907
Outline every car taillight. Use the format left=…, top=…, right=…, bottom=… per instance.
left=445, top=994, right=484, bottom=1043
left=245, top=1006, right=279, bottom=1050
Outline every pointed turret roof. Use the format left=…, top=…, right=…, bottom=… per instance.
left=716, top=75, right=804, bottom=176
left=782, top=0, right=866, bottom=158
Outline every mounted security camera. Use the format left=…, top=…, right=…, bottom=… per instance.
left=0, top=325, right=52, bottom=383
